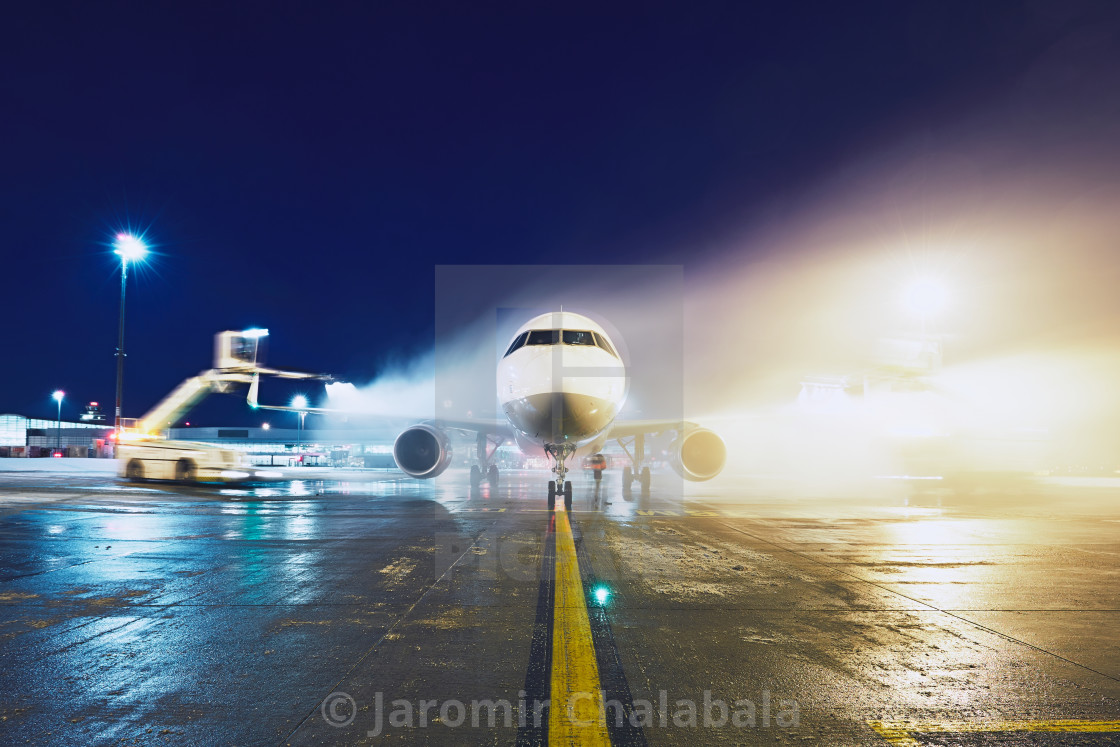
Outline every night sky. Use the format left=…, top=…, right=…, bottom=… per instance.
left=4, top=1, right=1119, bottom=426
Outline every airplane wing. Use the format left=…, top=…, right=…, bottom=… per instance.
left=602, top=419, right=701, bottom=439
left=602, top=418, right=726, bottom=483
left=426, top=418, right=514, bottom=439
left=423, top=417, right=704, bottom=442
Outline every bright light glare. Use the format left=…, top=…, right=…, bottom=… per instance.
left=592, top=585, right=611, bottom=605
left=113, top=233, right=149, bottom=262
left=52, top=390, right=64, bottom=402
left=242, top=328, right=269, bottom=338
left=291, top=395, right=309, bottom=409
left=902, top=277, right=949, bottom=318
left=262, top=423, right=271, bottom=430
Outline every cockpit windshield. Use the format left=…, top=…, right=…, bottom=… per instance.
left=504, top=329, right=619, bottom=358
left=526, top=330, right=560, bottom=346
left=592, top=332, right=617, bottom=357
left=562, top=330, right=595, bottom=346
left=504, top=332, right=529, bottom=357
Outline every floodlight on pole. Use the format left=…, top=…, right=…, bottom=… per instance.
left=113, top=234, right=149, bottom=262
left=292, top=395, right=309, bottom=463
left=112, top=233, right=149, bottom=449
left=52, top=390, right=64, bottom=453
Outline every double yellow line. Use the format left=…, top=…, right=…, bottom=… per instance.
left=549, top=509, right=611, bottom=745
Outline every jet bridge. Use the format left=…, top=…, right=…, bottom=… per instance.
left=130, top=329, right=334, bottom=437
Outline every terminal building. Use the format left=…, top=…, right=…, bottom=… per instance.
left=0, top=413, right=407, bottom=466
left=0, top=413, right=523, bottom=470
left=0, top=414, right=115, bottom=458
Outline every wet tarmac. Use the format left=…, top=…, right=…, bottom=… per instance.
left=1, top=464, right=1119, bottom=745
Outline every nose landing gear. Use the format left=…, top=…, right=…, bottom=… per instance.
left=545, top=443, right=575, bottom=511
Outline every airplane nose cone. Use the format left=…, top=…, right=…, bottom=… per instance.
left=503, top=392, right=616, bottom=443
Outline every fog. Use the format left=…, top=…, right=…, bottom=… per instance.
left=329, top=28, right=1120, bottom=494
left=327, top=165, right=1120, bottom=492
left=682, top=32, right=1120, bottom=489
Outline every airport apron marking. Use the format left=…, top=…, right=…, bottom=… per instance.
left=550, top=509, right=610, bottom=745
left=869, top=719, right=1120, bottom=746
left=569, top=516, right=648, bottom=746
left=459, top=507, right=726, bottom=517
left=517, top=510, right=646, bottom=746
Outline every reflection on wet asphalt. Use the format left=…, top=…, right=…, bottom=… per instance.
left=0, top=467, right=1118, bottom=745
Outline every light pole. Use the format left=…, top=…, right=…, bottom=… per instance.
left=292, top=396, right=308, bottom=465
left=52, top=390, right=64, bottom=453
left=112, top=234, right=148, bottom=450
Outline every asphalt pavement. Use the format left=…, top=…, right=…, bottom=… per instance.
left=0, top=462, right=1118, bottom=745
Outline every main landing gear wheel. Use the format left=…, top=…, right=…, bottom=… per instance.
left=563, top=480, right=573, bottom=511
left=547, top=481, right=557, bottom=511
left=470, top=465, right=481, bottom=491
left=622, top=465, right=632, bottom=493
left=640, top=466, right=651, bottom=495
left=488, top=464, right=499, bottom=490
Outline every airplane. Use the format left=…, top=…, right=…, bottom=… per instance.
left=253, top=311, right=727, bottom=511
left=384, top=311, right=725, bottom=511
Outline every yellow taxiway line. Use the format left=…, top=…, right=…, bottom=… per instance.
left=869, top=719, right=1120, bottom=746
left=550, top=509, right=611, bottom=745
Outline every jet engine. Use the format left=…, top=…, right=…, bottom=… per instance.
left=670, top=427, right=727, bottom=481
left=393, top=425, right=453, bottom=478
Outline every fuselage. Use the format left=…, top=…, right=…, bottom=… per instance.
left=496, top=311, right=627, bottom=449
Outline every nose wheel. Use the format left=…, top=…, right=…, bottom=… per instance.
left=548, top=480, right=573, bottom=511
left=545, top=443, right=576, bottom=511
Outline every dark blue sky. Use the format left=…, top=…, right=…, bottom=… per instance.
left=3, top=1, right=1116, bottom=424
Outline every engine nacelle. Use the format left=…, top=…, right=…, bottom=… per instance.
left=393, top=424, right=453, bottom=479
left=670, top=427, right=727, bottom=481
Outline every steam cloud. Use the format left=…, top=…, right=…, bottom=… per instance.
left=327, top=28, right=1120, bottom=493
